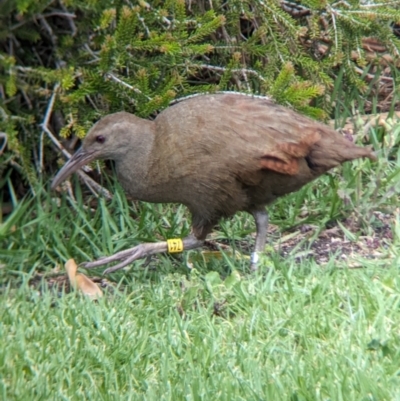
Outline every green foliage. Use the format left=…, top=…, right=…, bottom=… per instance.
left=269, top=62, right=326, bottom=119
left=0, top=0, right=399, bottom=188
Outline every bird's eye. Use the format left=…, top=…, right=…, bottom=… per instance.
left=95, top=135, right=105, bottom=144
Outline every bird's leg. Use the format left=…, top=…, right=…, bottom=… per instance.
left=81, top=233, right=205, bottom=274
left=250, top=208, right=269, bottom=271
left=81, top=221, right=216, bottom=275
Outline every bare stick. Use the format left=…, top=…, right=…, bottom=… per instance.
left=105, top=73, right=151, bottom=99
left=354, top=67, right=394, bottom=83
left=38, top=15, right=57, bottom=45
left=241, top=68, right=251, bottom=92
left=42, top=11, right=76, bottom=19
left=179, top=64, right=266, bottom=82
left=0, top=132, right=7, bottom=155
left=41, top=118, right=92, bottom=173
left=39, top=83, right=59, bottom=174
left=59, top=3, right=77, bottom=36
left=76, top=170, right=113, bottom=200
left=281, top=1, right=311, bottom=17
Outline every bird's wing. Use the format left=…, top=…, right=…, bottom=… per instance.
left=212, top=94, right=325, bottom=175
left=157, top=93, right=330, bottom=178
left=258, top=130, right=321, bottom=175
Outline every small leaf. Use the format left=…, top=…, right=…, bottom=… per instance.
left=65, top=258, right=78, bottom=284
left=65, top=259, right=103, bottom=299
left=75, top=274, right=103, bottom=300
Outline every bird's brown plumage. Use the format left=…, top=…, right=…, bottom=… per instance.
left=117, top=94, right=373, bottom=232
left=52, top=93, right=375, bottom=272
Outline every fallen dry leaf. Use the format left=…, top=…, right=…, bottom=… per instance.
left=65, top=259, right=103, bottom=299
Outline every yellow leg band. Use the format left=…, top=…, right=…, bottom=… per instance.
left=167, top=238, right=184, bottom=253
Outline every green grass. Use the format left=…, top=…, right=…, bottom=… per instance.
left=1, top=261, right=400, bottom=400
left=1, top=90, right=400, bottom=399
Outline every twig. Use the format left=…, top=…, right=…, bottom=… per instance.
left=170, top=91, right=271, bottom=105
left=39, top=83, right=59, bottom=174
left=220, top=26, right=232, bottom=44
left=65, top=180, right=77, bottom=202
left=241, top=68, right=251, bottom=92
left=21, top=89, right=33, bottom=110
left=59, top=3, right=78, bottom=36
left=83, top=44, right=100, bottom=62
left=137, top=14, right=150, bottom=38
left=76, top=171, right=113, bottom=200
left=331, top=11, right=338, bottom=49
left=9, top=159, right=23, bottom=172
left=38, top=15, right=57, bottom=45
left=42, top=11, right=76, bottom=19
left=40, top=112, right=91, bottom=173
left=64, top=182, right=96, bottom=212
left=10, top=7, right=76, bottom=33
left=213, top=45, right=242, bottom=51
left=280, top=1, right=311, bottom=17
left=15, top=66, right=34, bottom=73
left=0, top=132, right=7, bottom=155
left=105, top=73, right=151, bottom=99
left=354, top=66, right=394, bottom=83
left=42, top=125, right=70, bottom=160
left=180, top=64, right=266, bottom=82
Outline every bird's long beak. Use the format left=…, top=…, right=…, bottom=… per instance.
left=51, top=148, right=95, bottom=189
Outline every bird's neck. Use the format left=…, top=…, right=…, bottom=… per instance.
left=114, top=132, right=156, bottom=200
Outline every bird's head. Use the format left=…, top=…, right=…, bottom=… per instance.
left=51, top=111, right=152, bottom=189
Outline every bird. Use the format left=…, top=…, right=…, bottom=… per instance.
left=51, top=93, right=376, bottom=274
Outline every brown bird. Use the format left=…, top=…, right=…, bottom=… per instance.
left=52, top=93, right=375, bottom=273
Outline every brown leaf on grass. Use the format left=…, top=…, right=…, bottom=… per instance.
left=65, top=259, right=103, bottom=299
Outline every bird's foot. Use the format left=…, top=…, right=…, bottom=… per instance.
left=81, top=235, right=205, bottom=275
left=81, top=242, right=168, bottom=274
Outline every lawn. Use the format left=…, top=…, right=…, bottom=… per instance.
left=1, top=259, right=400, bottom=400
left=1, top=109, right=400, bottom=400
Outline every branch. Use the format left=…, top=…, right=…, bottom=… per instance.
left=180, top=64, right=266, bottom=82
left=38, top=15, right=57, bottom=45
left=39, top=86, right=89, bottom=170
left=11, top=9, right=76, bottom=34
left=105, top=73, right=153, bottom=101
left=39, top=83, right=59, bottom=174
left=280, top=1, right=311, bottom=17
left=354, top=67, right=394, bottom=83
left=0, top=132, right=7, bottom=155
left=76, top=170, right=113, bottom=200
left=58, top=3, right=78, bottom=37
